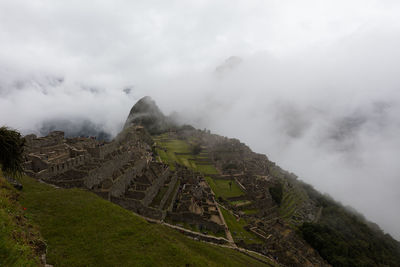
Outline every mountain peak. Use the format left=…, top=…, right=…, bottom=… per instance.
left=123, top=96, right=174, bottom=134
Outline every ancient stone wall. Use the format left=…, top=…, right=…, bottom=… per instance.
left=109, top=159, right=147, bottom=198
left=159, top=175, right=178, bottom=211
left=167, top=179, right=180, bottom=212
left=142, top=169, right=169, bottom=206
left=24, top=131, right=65, bottom=151
left=84, top=151, right=135, bottom=188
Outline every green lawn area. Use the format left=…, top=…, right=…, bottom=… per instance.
left=18, top=176, right=266, bottom=267
left=220, top=208, right=262, bottom=245
left=205, top=177, right=245, bottom=200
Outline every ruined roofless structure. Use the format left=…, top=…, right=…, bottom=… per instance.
left=22, top=97, right=227, bottom=237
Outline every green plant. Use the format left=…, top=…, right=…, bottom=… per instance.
left=0, top=126, right=25, bottom=178
left=269, top=183, right=283, bottom=205
left=191, top=143, right=202, bottom=155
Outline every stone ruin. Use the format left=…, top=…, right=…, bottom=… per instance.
left=22, top=119, right=327, bottom=265
left=167, top=166, right=225, bottom=234
left=22, top=126, right=226, bottom=235
left=173, top=128, right=327, bottom=265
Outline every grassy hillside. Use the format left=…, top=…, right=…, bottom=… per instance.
left=0, top=174, right=43, bottom=267
left=18, top=176, right=267, bottom=267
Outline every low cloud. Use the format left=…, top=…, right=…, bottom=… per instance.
left=0, top=0, right=400, bottom=239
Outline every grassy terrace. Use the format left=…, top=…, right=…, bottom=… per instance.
left=153, top=134, right=218, bottom=175
left=16, top=176, right=267, bottom=267
left=279, top=186, right=307, bottom=224
left=205, top=177, right=244, bottom=200
left=153, top=133, right=258, bottom=248
left=154, top=134, right=245, bottom=201
left=220, top=208, right=262, bottom=245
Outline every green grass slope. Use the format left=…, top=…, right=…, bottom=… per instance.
left=0, top=174, right=43, bottom=267
left=19, top=176, right=267, bottom=267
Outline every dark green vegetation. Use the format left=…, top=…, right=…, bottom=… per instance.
left=0, top=173, right=43, bottom=266
left=18, top=176, right=266, bottom=267
left=299, top=183, right=400, bottom=267
left=191, top=142, right=202, bottom=155
left=0, top=126, right=25, bottom=178
left=268, top=183, right=283, bottom=205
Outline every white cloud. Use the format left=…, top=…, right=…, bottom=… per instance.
left=1, top=0, right=400, bottom=239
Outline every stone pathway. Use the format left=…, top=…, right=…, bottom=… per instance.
left=215, top=202, right=236, bottom=246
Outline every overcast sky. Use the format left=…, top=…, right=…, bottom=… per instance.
left=1, top=0, right=400, bottom=240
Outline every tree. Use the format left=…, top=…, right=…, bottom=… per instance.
left=269, top=183, right=283, bottom=205
left=191, top=143, right=202, bottom=155
left=0, top=126, right=25, bottom=178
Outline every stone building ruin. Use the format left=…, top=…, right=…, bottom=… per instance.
left=22, top=126, right=227, bottom=235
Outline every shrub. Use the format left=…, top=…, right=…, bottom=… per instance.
left=269, top=183, right=283, bottom=205
left=191, top=143, right=202, bottom=155
left=0, top=126, right=25, bottom=178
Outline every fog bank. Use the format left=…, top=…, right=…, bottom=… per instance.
left=0, top=0, right=399, bottom=239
